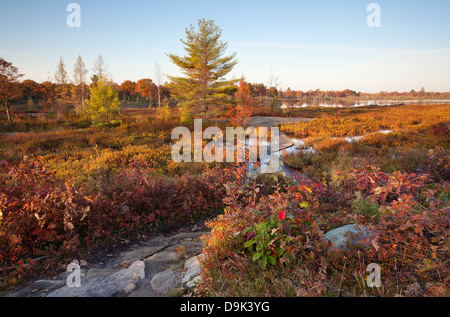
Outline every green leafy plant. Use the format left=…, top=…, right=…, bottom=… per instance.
left=243, top=210, right=291, bottom=269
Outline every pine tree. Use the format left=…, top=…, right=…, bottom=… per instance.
left=167, top=19, right=238, bottom=120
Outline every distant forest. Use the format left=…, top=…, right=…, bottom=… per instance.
left=10, top=78, right=450, bottom=112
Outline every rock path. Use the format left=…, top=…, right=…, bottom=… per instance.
left=5, top=231, right=209, bottom=297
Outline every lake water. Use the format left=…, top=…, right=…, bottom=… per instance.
left=281, top=99, right=450, bottom=109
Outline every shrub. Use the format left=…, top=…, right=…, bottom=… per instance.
left=351, top=192, right=380, bottom=223
left=198, top=157, right=450, bottom=297
left=156, top=103, right=172, bottom=123
left=0, top=157, right=243, bottom=289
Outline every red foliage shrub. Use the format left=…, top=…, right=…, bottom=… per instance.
left=0, top=160, right=89, bottom=266
left=0, top=158, right=243, bottom=286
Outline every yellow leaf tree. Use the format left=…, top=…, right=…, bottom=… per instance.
left=85, top=76, right=120, bottom=123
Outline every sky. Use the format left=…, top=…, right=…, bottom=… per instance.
left=0, top=0, right=449, bottom=93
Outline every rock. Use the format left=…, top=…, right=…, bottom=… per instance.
left=5, top=229, right=212, bottom=298
left=144, top=235, right=168, bottom=246
left=170, top=240, right=204, bottom=254
left=150, top=268, right=180, bottom=293
left=186, top=276, right=202, bottom=289
left=145, top=251, right=181, bottom=263
left=123, top=283, right=137, bottom=293
left=108, top=260, right=145, bottom=282
left=405, top=283, right=422, bottom=297
left=86, top=268, right=119, bottom=280
left=35, top=279, right=66, bottom=287
left=323, top=224, right=373, bottom=251
left=116, top=245, right=165, bottom=266
left=46, top=286, right=85, bottom=297
left=182, top=254, right=204, bottom=284
left=168, top=232, right=209, bottom=243
left=47, top=260, right=145, bottom=297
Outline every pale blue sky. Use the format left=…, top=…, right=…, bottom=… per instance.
left=1, top=0, right=449, bottom=92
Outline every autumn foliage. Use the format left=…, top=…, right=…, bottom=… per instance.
left=0, top=157, right=242, bottom=289
left=229, top=77, right=254, bottom=127
left=1, top=101, right=449, bottom=296
left=198, top=148, right=449, bottom=297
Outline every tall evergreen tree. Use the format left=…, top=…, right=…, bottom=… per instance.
left=167, top=19, right=238, bottom=120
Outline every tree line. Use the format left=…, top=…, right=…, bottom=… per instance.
left=282, top=88, right=450, bottom=101
left=2, top=19, right=450, bottom=127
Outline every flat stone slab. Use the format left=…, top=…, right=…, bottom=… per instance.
left=85, top=268, right=120, bottom=280
left=46, top=260, right=146, bottom=297
left=150, top=268, right=181, bottom=294
left=144, top=251, right=181, bottom=263
left=116, top=245, right=167, bottom=266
